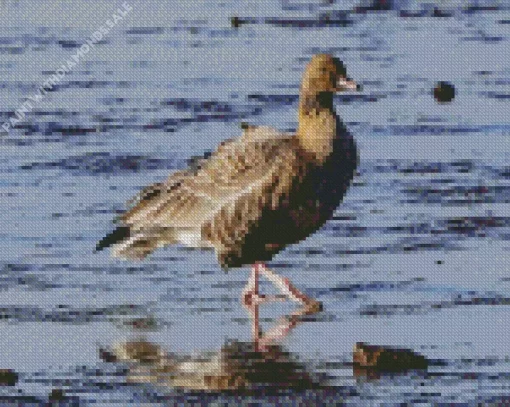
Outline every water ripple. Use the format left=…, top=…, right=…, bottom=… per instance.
left=19, top=152, right=186, bottom=175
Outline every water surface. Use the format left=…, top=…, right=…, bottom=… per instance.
left=0, top=0, right=509, bottom=404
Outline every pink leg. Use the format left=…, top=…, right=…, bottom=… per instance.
left=251, top=302, right=260, bottom=349
left=242, top=263, right=322, bottom=352
left=241, top=265, right=262, bottom=348
left=242, top=264, right=288, bottom=307
left=242, top=264, right=259, bottom=309
left=241, top=263, right=322, bottom=347
left=256, top=263, right=321, bottom=311
left=258, top=315, right=299, bottom=351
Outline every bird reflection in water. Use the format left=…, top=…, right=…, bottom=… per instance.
left=104, top=301, right=322, bottom=391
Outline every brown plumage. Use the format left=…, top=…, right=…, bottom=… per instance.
left=96, top=54, right=358, bottom=271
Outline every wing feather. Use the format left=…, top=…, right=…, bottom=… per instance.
left=119, top=128, right=298, bottom=242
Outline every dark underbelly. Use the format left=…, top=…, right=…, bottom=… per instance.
left=225, top=171, right=355, bottom=267
left=221, top=133, right=358, bottom=268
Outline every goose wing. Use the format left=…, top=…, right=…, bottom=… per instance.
left=114, top=127, right=299, bottom=255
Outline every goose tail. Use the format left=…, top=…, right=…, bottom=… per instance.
left=95, top=226, right=131, bottom=252
left=95, top=226, right=158, bottom=260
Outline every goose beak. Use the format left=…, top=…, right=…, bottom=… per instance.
left=336, top=76, right=360, bottom=92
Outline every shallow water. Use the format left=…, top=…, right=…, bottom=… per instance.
left=0, top=0, right=509, bottom=405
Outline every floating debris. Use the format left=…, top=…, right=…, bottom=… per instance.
left=230, top=16, right=243, bottom=29
left=434, top=81, right=455, bottom=103
left=0, top=369, right=18, bottom=386
left=48, top=388, right=65, bottom=402
left=353, top=342, right=428, bottom=373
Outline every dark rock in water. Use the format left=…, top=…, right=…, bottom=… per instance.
left=0, top=369, right=18, bottom=386
left=353, top=342, right=428, bottom=373
left=434, top=81, right=455, bottom=103
left=47, top=388, right=80, bottom=405
left=230, top=16, right=257, bottom=28
left=231, top=16, right=243, bottom=28
left=48, top=388, right=65, bottom=402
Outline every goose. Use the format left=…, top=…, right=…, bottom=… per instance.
left=96, top=54, right=359, bottom=313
